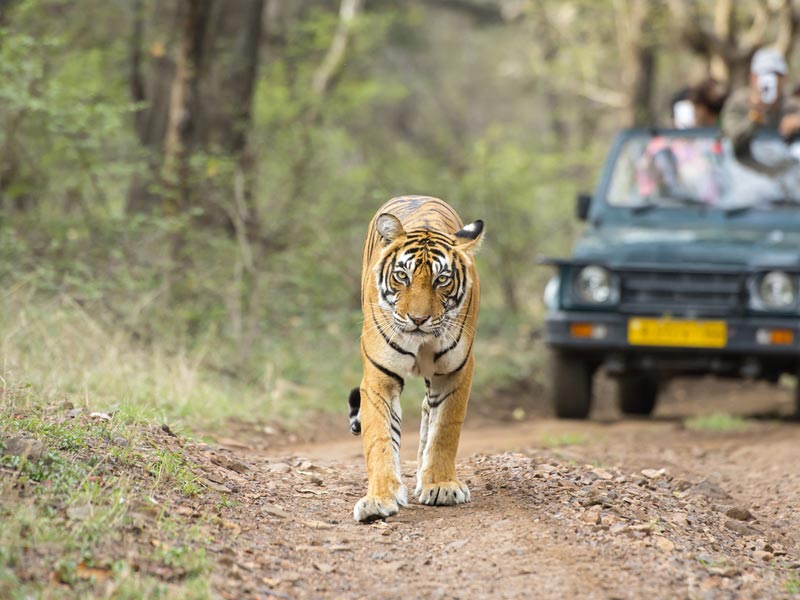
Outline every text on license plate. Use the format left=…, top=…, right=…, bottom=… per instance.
left=627, top=318, right=727, bottom=348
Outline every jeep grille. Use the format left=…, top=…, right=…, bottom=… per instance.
left=619, top=269, right=745, bottom=317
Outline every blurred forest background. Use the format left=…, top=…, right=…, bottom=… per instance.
left=2, top=0, right=800, bottom=429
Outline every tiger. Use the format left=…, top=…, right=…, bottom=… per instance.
left=348, top=195, right=483, bottom=522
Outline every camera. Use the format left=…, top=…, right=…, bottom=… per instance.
left=672, top=100, right=696, bottom=129
left=758, top=73, right=779, bottom=104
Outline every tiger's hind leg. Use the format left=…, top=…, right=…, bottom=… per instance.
left=416, top=356, right=473, bottom=506
left=353, top=366, right=407, bottom=522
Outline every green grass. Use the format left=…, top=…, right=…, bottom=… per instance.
left=787, top=573, right=800, bottom=594
left=0, top=290, right=364, bottom=431
left=541, top=432, right=587, bottom=448
left=0, top=390, right=215, bottom=599
left=684, top=413, right=751, bottom=433
left=1, top=278, right=544, bottom=436
left=148, top=449, right=202, bottom=497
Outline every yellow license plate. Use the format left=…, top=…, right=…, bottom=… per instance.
left=628, top=318, right=727, bottom=348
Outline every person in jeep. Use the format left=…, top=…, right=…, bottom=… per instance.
left=722, top=47, right=800, bottom=173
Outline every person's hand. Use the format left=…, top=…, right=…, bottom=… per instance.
left=748, top=87, right=768, bottom=124
left=779, top=111, right=800, bottom=141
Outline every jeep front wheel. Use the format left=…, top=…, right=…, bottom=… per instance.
left=551, top=352, right=593, bottom=419
left=618, top=374, right=659, bottom=416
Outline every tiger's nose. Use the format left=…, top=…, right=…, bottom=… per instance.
left=408, top=314, right=430, bottom=326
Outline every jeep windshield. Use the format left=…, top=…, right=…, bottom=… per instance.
left=604, top=129, right=800, bottom=213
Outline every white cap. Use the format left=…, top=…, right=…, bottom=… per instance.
left=751, top=47, right=788, bottom=76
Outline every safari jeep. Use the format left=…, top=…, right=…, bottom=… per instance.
left=542, top=128, right=800, bottom=419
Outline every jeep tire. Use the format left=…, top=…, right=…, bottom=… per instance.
left=552, top=351, right=593, bottom=419
left=618, top=374, right=659, bottom=416
left=794, top=373, right=800, bottom=420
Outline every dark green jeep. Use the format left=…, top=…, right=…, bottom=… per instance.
left=543, top=128, right=800, bottom=419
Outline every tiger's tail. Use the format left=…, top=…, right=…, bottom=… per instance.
left=348, top=387, right=361, bottom=435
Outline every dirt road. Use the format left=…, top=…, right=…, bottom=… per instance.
left=195, top=380, right=800, bottom=599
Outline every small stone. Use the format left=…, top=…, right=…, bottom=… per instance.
left=581, top=505, right=602, bottom=525
left=212, top=457, right=249, bottom=474
left=591, top=467, right=614, bottom=481
left=668, top=512, right=688, bottom=527
left=753, top=550, right=772, bottom=562
left=724, top=520, right=758, bottom=536
left=1, top=437, right=46, bottom=461
left=683, top=479, right=731, bottom=500
left=313, top=562, right=335, bottom=574
left=725, top=506, right=753, bottom=521
left=262, top=504, right=291, bottom=519
left=446, top=539, right=468, bottom=551
left=200, top=478, right=232, bottom=493
left=610, top=523, right=629, bottom=535
left=582, top=472, right=600, bottom=484
left=267, top=463, right=292, bottom=474
left=301, top=519, right=333, bottom=530
left=299, top=472, right=323, bottom=486
left=654, top=536, right=675, bottom=553
left=641, top=468, right=667, bottom=479
left=706, top=565, right=740, bottom=577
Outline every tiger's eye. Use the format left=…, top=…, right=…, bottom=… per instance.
left=393, top=271, right=409, bottom=283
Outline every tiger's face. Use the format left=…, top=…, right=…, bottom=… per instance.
left=374, top=214, right=483, bottom=338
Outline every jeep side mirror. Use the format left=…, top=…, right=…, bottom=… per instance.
left=576, top=193, right=592, bottom=221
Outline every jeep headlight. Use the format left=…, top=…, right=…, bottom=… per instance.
left=575, top=265, right=615, bottom=304
left=757, top=271, right=796, bottom=310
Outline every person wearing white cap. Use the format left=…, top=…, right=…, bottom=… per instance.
left=721, top=46, right=800, bottom=172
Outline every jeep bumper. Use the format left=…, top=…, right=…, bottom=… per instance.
left=545, top=311, right=800, bottom=378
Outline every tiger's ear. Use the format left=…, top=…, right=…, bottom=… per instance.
left=376, top=213, right=405, bottom=245
left=454, top=219, right=484, bottom=254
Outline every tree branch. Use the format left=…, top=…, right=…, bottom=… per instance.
left=738, top=0, right=771, bottom=56
left=775, top=0, right=799, bottom=61
left=311, top=0, right=363, bottom=97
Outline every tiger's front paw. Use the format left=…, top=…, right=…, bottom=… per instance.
left=418, top=480, right=470, bottom=506
left=353, top=495, right=399, bottom=522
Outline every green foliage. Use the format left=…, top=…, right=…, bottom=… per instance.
left=0, top=0, right=633, bottom=431
left=0, top=0, right=137, bottom=215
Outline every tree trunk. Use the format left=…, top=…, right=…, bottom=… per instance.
left=0, top=0, right=15, bottom=27
left=162, top=0, right=210, bottom=212
left=617, top=0, right=656, bottom=127
left=127, top=0, right=265, bottom=226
